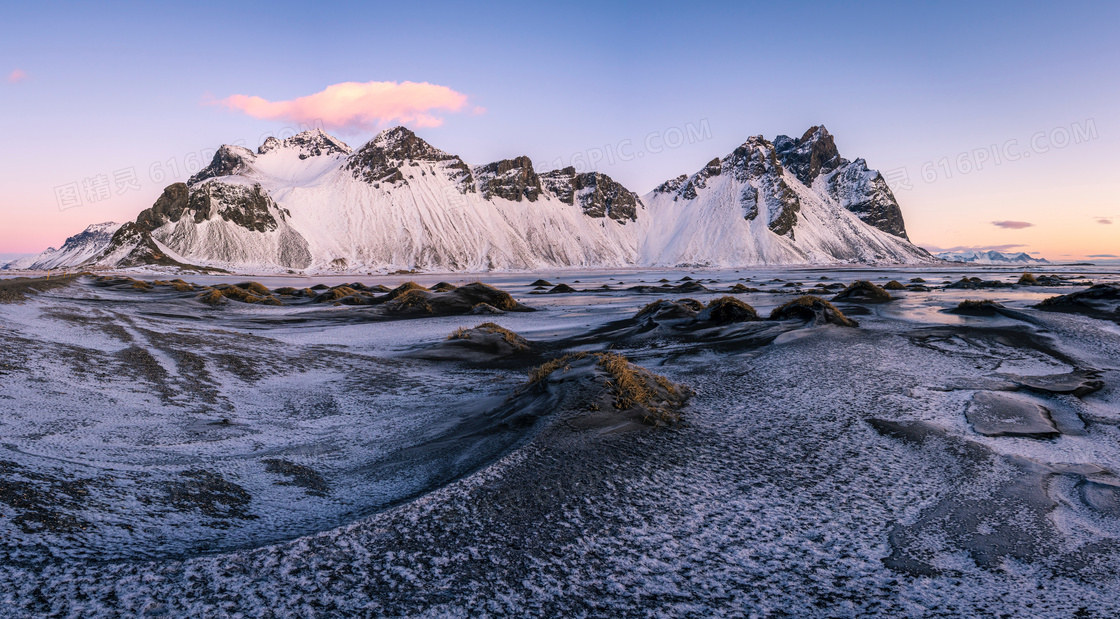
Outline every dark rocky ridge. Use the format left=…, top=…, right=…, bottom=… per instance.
left=346, top=127, right=474, bottom=192
left=540, top=167, right=642, bottom=222
left=474, top=156, right=543, bottom=202
left=774, top=125, right=909, bottom=239
left=654, top=135, right=801, bottom=237
left=773, top=125, right=845, bottom=185
left=827, top=159, right=909, bottom=239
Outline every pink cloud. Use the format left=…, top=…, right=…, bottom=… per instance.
left=7, top=69, right=27, bottom=83
left=216, top=81, right=474, bottom=133
left=991, top=220, right=1034, bottom=229
left=1096, top=217, right=1113, bottom=225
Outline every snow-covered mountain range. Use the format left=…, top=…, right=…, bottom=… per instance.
left=935, top=250, right=1050, bottom=265
left=5, top=222, right=123, bottom=270
left=6, top=125, right=933, bottom=272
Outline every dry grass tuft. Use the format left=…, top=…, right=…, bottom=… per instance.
left=771, top=295, right=858, bottom=327
left=387, top=282, right=429, bottom=299
left=635, top=300, right=668, bottom=319
left=393, top=288, right=433, bottom=312
left=832, top=280, right=892, bottom=303
left=528, top=352, right=590, bottom=384
left=956, top=299, right=1003, bottom=310
left=527, top=351, right=686, bottom=426
left=236, top=282, right=272, bottom=296
left=883, top=280, right=906, bottom=290
left=676, top=298, right=705, bottom=311
left=448, top=322, right=528, bottom=349
left=703, top=296, right=760, bottom=322
left=197, top=288, right=226, bottom=305
left=1018, top=272, right=1038, bottom=285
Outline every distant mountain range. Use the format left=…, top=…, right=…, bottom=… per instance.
left=5, top=222, right=123, bottom=271
left=6, top=125, right=933, bottom=273
left=935, top=250, right=1050, bottom=265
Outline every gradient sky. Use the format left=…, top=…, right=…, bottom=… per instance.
left=2, top=0, right=1117, bottom=260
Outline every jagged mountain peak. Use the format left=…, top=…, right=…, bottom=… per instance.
left=774, top=124, right=846, bottom=185
left=258, top=129, right=352, bottom=158
left=347, top=126, right=470, bottom=188
left=363, top=126, right=452, bottom=160
left=189, top=144, right=256, bottom=186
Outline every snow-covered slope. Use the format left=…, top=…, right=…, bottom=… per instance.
left=936, top=250, right=1050, bottom=265
left=36, top=125, right=931, bottom=273
left=3, top=222, right=122, bottom=270
left=640, top=131, right=930, bottom=266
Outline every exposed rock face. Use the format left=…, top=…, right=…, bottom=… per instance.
left=127, top=182, right=282, bottom=234
left=773, top=125, right=909, bottom=239
left=652, top=174, right=688, bottom=194
left=729, top=138, right=800, bottom=236
left=135, top=182, right=191, bottom=230
left=655, top=135, right=801, bottom=236
left=346, top=127, right=474, bottom=192
left=827, top=159, right=908, bottom=239
left=187, top=183, right=282, bottom=233
left=98, top=179, right=308, bottom=270
left=474, top=156, right=542, bottom=202
left=774, top=125, right=845, bottom=185
left=539, top=167, right=642, bottom=222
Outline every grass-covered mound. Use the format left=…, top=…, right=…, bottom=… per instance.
left=1018, top=272, right=1038, bottom=285
left=385, top=281, right=430, bottom=299
left=697, top=296, right=761, bottom=323
left=883, top=280, right=906, bottom=291
left=0, top=273, right=86, bottom=303
left=199, top=284, right=282, bottom=305
left=830, top=280, right=893, bottom=303
left=770, top=295, right=859, bottom=327
left=415, top=322, right=531, bottom=362
left=634, top=299, right=699, bottom=321
left=947, top=299, right=1006, bottom=316
left=545, top=284, right=576, bottom=294
left=383, top=282, right=531, bottom=316
left=449, top=323, right=529, bottom=350
left=1036, top=283, right=1120, bottom=323
left=946, top=276, right=1013, bottom=290
left=527, top=352, right=690, bottom=427
left=234, top=281, right=272, bottom=296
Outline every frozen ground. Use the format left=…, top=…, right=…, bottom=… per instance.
left=1, top=266, right=1119, bottom=617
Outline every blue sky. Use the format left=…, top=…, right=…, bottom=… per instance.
left=2, top=0, right=1117, bottom=258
